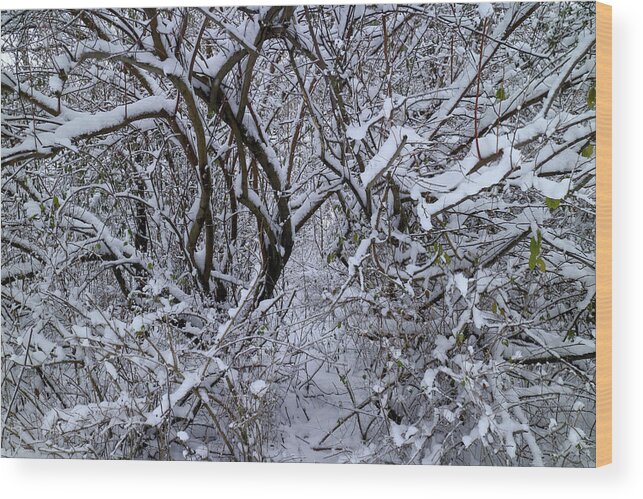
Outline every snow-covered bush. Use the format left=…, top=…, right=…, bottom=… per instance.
left=2, top=3, right=596, bottom=465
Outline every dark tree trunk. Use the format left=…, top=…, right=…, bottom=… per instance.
left=259, top=228, right=293, bottom=301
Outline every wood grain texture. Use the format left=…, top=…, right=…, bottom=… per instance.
left=596, top=1, right=612, bottom=468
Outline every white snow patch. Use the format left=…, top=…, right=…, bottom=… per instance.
left=250, top=379, right=268, bottom=397
left=145, top=371, right=201, bottom=426
left=454, top=273, right=469, bottom=297
left=390, top=423, right=418, bottom=447
left=478, top=3, right=494, bottom=18
left=346, top=124, right=368, bottom=141
left=421, top=368, right=437, bottom=396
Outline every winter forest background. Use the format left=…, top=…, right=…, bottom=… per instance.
left=1, top=2, right=597, bottom=466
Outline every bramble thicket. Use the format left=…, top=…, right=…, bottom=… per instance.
left=1, top=3, right=597, bottom=465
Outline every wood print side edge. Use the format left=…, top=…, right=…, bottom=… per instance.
left=596, top=1, right=612, bottom=468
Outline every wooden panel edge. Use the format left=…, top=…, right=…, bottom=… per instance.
left=596, top=1, right=612, bottom=468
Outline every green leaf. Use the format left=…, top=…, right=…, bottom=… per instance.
left=581, top=143, right=594, bottom=158
left=536, top=258, right=546, bottom=272
left=491, top=302, right=498, bottom=314
left=587, top=84, right=596, bottom=110
left=529, top=254, right=537, bottom=271
left=529, top=236, right=539, bottom=258
left=147, top=262, right=154, bottom=270
left=545, top=197, right=561, bottom=210
left=529, top=230, right=542, bottom=270
left=52, top=195, right=60, bottom=210
left=326, top=252, right=336, bottom=264
left=495, top=86, right=507, bottom=101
